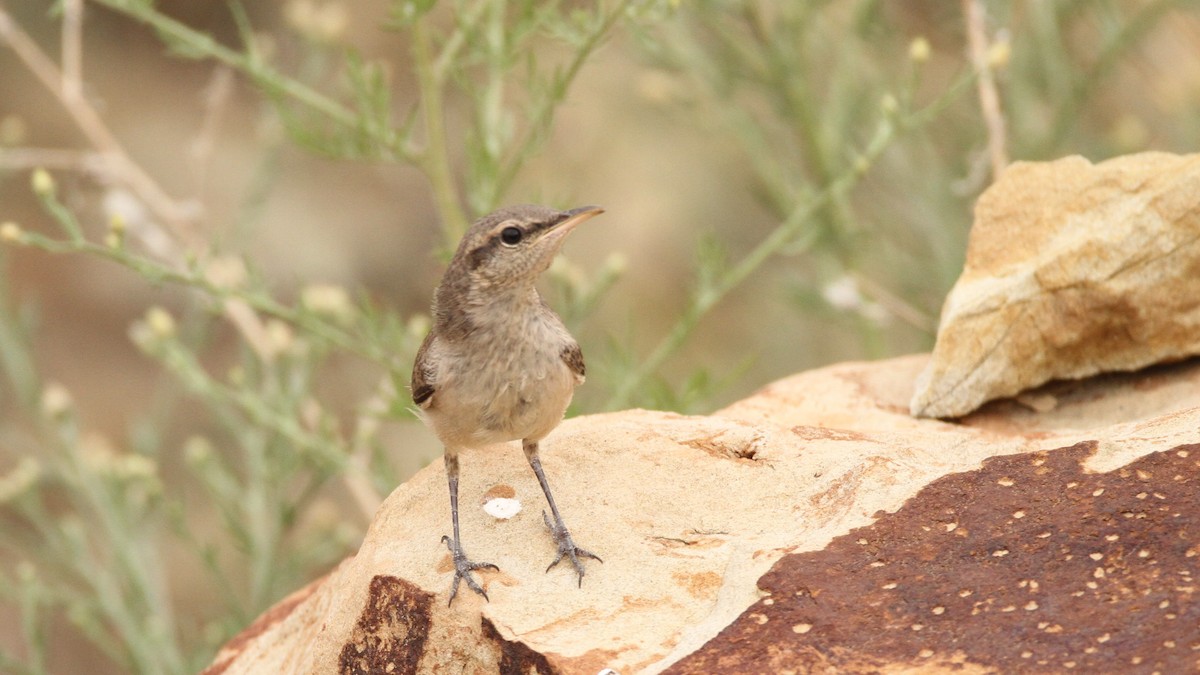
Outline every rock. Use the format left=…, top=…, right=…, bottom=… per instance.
left=204, top=353, right=1200, bottom=674
left=911, top=152, right=1200, bottom=419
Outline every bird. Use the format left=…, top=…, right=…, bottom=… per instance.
left=411, top=203, right=604, bottom=604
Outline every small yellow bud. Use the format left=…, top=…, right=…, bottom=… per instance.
left=41, top=382, right=73, bottom=418
left=285, top=0, right=348, bottom=43
left=114, top=453, right=157, bottom=481
left=31, top=168, right=55, bottom=197
left=987, top=40, right=1011, bottom=69
left=108, top=212, right=128, bottom=235
left=0, top=457, right=40, bottom=503
left=283, top=0, right=313, bottom=31
left=0, top=221, right=22, bottom=243
left=909, top=37, right=931, bottom=64
left=184, top=436, right=214, bottom=466
left=881, top=93, right=899, bottom=115
left=145, top=307, right=176, bottom=340
left=264, top=319, right=294, bottom=356
left=301, top=283, right=354, bottom=323
left=312, top=3, right=348, bottom=42
left=203, top=256, right=248, bottom=291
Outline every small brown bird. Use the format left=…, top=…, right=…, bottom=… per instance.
left=412, top=204, right=604, bottom=604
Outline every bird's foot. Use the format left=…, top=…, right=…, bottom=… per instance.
left=542, top=511, right=602, bottom=587
left=442, top=535, right=499, bottom=605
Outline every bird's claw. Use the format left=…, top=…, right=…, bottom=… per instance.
left=541, top=511, right=602, bottom=587
left=442, top=535, right=499, bottom=605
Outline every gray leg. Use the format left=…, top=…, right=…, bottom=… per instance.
left=441, top=453, right=498, bottom=605
left=524, top=440, right=602, bottom=586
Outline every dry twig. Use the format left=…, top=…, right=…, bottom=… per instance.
left=963, top=0, right=1009, bottom=180
left=0, top=1, right=200, bottom=240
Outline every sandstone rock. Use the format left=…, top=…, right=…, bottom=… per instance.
left=911, top=152, right=1200, bottom=419
left=204, top=353, right=1200, bottom=674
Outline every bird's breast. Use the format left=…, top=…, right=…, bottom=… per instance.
left=425, top=310, right=578, bottom=448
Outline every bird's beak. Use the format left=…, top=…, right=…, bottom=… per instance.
left=551, top=205, right=604, bottom=237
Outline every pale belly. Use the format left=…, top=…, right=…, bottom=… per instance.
left=422, top=344, right=577, bottom=449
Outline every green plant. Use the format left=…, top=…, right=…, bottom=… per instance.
left=0, top=1, right=649, bottom=670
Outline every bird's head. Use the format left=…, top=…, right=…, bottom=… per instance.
left=448, top=204, right=604, bottom=290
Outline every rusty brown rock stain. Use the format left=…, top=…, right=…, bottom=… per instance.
left=571, top=647, right=631, bottom=675
left=672, top=570, right=722, bottom=599
left=483, top=484, right=516, bottom=501
left=668, top=441, right=1200, bottom=673
left=337, top=575, right=433, bottom=675
left=482, top=617, right=555, bottom=674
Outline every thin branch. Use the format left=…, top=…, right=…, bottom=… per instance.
left=0, top=147, right=108, bottom=172
left=189, top=65, right=235, bottom=202
left=91, top=0, right=359, bottom=130
left=963, top=0, right=1008, bottom=179
left=852, top=272, right=936, bottom=333
left=493, top=0, right=633, bottom=202
left=412, top=17, right=469, bottom=244
left=62, top=0, right=83, bottom=100
left=0, top=5, right=292, bottom=371
left=0, top=3, right=200, bottom=240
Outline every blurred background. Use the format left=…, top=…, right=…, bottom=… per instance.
left=2, top=0, right=1200, bottom=672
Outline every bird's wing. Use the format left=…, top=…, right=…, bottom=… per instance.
left=411, top=332, right=437, bottom=408
left=561, top=341, right=586, bottom=385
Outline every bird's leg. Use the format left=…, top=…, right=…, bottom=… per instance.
left=524, top=440, right=602, bottom=586
left=442, top=453, right=498, bottom=605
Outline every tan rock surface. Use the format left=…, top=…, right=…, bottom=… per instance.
left=911, top=152, right=1200, bottom=419
left=204, top=353, right=1200, bottom=674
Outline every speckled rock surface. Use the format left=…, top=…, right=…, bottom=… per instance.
left=911, top=152, right=1200, bottom=419
left=668, top=440, right=1199, bottom=673
left=204, top=354, right=1200, bottom=674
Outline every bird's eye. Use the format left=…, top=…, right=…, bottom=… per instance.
left=500, top=226, right=523, bottom=246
